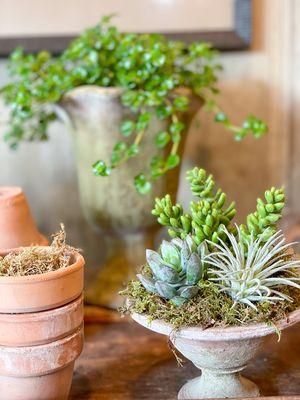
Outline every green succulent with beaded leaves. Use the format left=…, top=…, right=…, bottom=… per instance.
left=0, top=15, right=267, bottom=194
left=135, top=166, right=300, bottom=308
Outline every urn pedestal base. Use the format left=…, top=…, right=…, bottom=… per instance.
left=132, top=310, right=300, bottom=400
left=178, top=369, right=259, bottom=399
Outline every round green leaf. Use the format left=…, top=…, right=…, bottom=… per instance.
left=155, top=131, right=170, bottom=148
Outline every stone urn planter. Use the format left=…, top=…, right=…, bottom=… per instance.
left=0, top=247, right=85, bottom=400
left=55, top=85, right=202, bottom=308
left=0, top=187, right=48, bottom=250
left=132, top=308, right=300, bottom=399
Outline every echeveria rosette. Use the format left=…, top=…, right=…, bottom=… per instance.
left=1, top=16, right=267, bottom=194
left=137, top=235, right=208, bottom=306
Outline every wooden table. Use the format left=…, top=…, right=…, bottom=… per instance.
left=69, top=307, right=300, bottom=400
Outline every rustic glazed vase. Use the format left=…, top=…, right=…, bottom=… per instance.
left=0, top=187, right=48, bottom=250
left=132, top=308, right=300, bottom=399
left=56, top=85, right=201, bottom=308
left=0, top=248, right=84, bottom=313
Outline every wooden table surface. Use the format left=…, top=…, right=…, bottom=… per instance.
left=69, top=307, right=300, bottom=400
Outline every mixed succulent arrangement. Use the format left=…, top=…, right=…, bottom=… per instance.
left=0, top=15, right=267, bottom=194
left=123, top=167, right=300, bottom=327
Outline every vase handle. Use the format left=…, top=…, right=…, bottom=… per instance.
left=46, top=103, right=75, bottom=133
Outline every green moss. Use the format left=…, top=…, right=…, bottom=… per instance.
left=120, top=280, right=300, bottom=329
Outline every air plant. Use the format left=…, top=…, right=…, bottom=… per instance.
left=205, top=226, right=300, bottom=309
left=137, top=235, right=207, bottom=306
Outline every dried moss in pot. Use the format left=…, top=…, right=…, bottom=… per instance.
left=122, top=280, right=300, bottom=329
left=0, top=225, right=78, bottom=276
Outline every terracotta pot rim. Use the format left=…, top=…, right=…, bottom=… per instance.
left=0, top=294, right=83, bottom=323
left=0, top=325, right=84, bottom=377
left=132, top=307, right=300, bottom=341
left=0, top=248, right=84, bottom=283
left=0, top=187, right=23, bottom=205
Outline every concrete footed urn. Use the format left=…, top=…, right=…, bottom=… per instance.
left=58, top=85, right=201, bottom=308
left=132, top=308, right=300, bottom=399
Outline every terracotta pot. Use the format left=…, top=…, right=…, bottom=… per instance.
left=0, top=187, right=48, bottom=250
left=0, top=248, right=84, bottom=313
left=56, top=85, right=202, bottom=308
left=132, top=308, right=300, bottom=399
left=0, top=326, right=83, bottom=400
left=0, top=294, right=83, bottom=347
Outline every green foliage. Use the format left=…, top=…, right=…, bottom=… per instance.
left=152, top=167, right=236, bottom=245
left=0, top=16, right=267, bottom=193
left=127, top=168, right=296, bottom=315
left=153, top=166, right=286, bottom=248
left=122, top=279, right=300, bottom=328
left=137, top=235, right=207, bottom=306
left=240, top=187, right=285, bottom=242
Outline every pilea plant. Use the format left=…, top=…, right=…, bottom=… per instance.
left=125, top=166, right=300, bottom=324
left=0, top=15, right=267, bottom=194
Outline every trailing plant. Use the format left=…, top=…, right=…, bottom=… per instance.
left=0, top=15, right=267, bottom=194
left=205, top=227, right=300, bottom=309
left=137, top=235, right=208, bottom=306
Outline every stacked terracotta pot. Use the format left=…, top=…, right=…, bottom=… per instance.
left=0, top=187, right=85, bottom=400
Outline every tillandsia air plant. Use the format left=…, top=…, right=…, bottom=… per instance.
left=124, top=166, right=300, bottom=327
left=0, top=15, right=267, bottom=194
left=205, top=227, right=300, bottom=309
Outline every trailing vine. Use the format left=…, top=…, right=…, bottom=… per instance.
left=0, top=15, right=267, bottom=194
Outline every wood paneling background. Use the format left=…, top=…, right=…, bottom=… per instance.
left=0, top=0, right=298, bottom=263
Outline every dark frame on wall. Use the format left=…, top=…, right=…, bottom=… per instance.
left=0, top=0, right=251, bottom=56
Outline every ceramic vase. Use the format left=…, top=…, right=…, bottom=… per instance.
left=0, top=187, right=48, bottom=250
left=0, top=248, right=85, bottom=400
left=132, top=308, right=300, bottom=399
left=55, top=85, right=201, bottom=308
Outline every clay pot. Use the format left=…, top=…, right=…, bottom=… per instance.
left=0, top=249, right=85, bottom=399
left=132, top=308, right=300, bottom=399
left=0, top=248, right=84, bottom=313
left=0, top=326, right=84, bottom=400
left=0, top=294, right=83, bottom=347
left=55, top=85, right=202, bottom=308
left=0, top=187, right=48, bottom=250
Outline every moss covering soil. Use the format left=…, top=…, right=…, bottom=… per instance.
left=0, top=225, right=78, bottom=277
left=121, top=279, right=300, bottom=329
